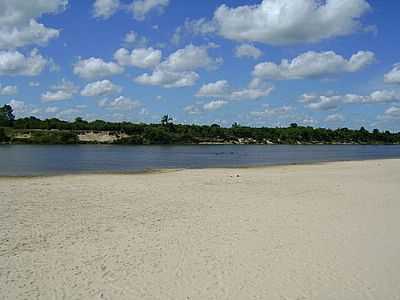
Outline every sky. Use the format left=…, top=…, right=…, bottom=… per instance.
left=0, top=0, right=400, bottom=131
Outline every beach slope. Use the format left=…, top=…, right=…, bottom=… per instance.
left=1, top=159, right=400, bottom=299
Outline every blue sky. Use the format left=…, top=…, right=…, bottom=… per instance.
left=1, top=0, right=400, bottom=130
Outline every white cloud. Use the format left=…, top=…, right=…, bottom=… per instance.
left=196, top=79, right=273, bottom=101
left=184, top=100, right=228, bottom=115
left=325, top=113, right=345, bottom=123
left=131, top=0, right=169, bottom=21
left=41, top=79, right=78, bottom=102
left=172, top=18, right=218, bottom=45
left=7, top=99, right=39, bottom=116
left=184, top=104, right=202, bottom=115
left=184, top=18, right=217, bottom=36
left=56, top=108, right=84, bottom=120
left=381, top=107, right=400, bottom=119
left=213, top=0, right=371, bottom=45
left=203, top=100, right=228, bottom=111
left=135, top=69, right=199, bottom=88
left=0, top=0, right=67, bottom=49
left=160, top=44, right=222, bottom=72
left=73, top=57, right=124, bottom=80
left=229, top=86, right=273, bottom=101
left=81, top=80, right=122, bottom=97
left=114, top=47, right=161, bottom=69
left=384, top=64, right=400, bottom=84
left=343, top=90, right=400, bottom=104
left=196, top=80, right=230, bottom=98
left=45, top=106, right=60, bottom=113
left=253, top=50, right=374, bottom=80
left=99, top=96, right=142, bottom=110
left=301, top=90, right=400, bottom=111
left=0, top=49, right=48, bottom=76
left=251, top=105, right=293, bottom=117
left=8, top=99, right=26, bottom=113
left=29, top=81, right=40, bottom=87
left=42, top=90, right=73, bottom=102
left=134, top=44, right=222, bottom=88
left=303, top=95, right=342, bottom=111
left=93, top=0, right=120, bottom=19
left=124, top=31, right=137, bottom=43
left=0, top=84, right=18, bottom=96
left=235, top=44, right=262, bottom=59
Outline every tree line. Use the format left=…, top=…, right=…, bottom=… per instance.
left=1, top=105, right=400, bottom=145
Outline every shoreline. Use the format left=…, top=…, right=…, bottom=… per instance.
left=1, top=156, right=400, bottom=179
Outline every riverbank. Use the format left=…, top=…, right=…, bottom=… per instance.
left=1, top=159, right=400, bottom=299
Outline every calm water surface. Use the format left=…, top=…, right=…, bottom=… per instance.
left=1, top=145, right=400, bottom=176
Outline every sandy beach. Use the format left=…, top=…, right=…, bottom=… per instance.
left=1, top=159, right=400, bottom=300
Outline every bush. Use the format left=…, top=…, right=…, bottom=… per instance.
left=28, top=131, right=78, bottom=144
left=114, top=135, right=144, bottom=145
left=0, top=128, right=9, bottom=142
left=143, top=127, right=174, bottom=144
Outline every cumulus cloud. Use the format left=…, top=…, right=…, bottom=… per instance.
left=0, top=49, right=48, bottom=76
left=250, top=105, right=293, bottom=117
left=99, top=96, right=141, bottom=110
left=325, top=113, right=345, bottom=123
left=184, top=100, right=228, bottom=115
left=0, top=84, right=18, bottom=96
left=301, top=94, right=342, bottom=111
left=114, top=47, right=162, bottom=69
left=135, top=69, right=199, bottom=88
left=41, top=79, right=78, bottom=102
left=134, top=44, right=222, bottom=88
left=196, top=80, right=230, bottom=98
left=172, top=18, right=217, bottom=45
left=56, top=107, right=86, bottom=120
left=131, top=0, right=169, bottom=21
left=73, top=57, right=124, bottom=80
left=342, top=90, right=400, bottom=104
left=196, top=79, right=273, bottom=101
left=93, top=0, right=120, bottom=19
left=253, top=50, right=374, bottom=80
left=92, top=0, right=169, bottom=21
left=29, top=81, right=40, bottom=87
left=123, top=30, right=148, bottom=47
left=235, top=44, right=262, bottom=59
left=0, top=0, right=67, bottom=49
left=229, top=86, right=274, bottom=101
left=41, top=91, right=72, bottom=102
left=81, top=80, right=122, bottom=97
left=183, top=18, right=217, bottom=36
left=301, top=90, right=400, bottom=111
left=7, top=99, right=40, bottom=117
left=45, top=106, right=60, bottom=114
left=381, top=106, right=400, bottom=119
left=183, top=105, right=202, bottom=115
left=213, top=0, right=371, bottom=45
left=8, top=99, right=28, bottom=114
left=203, top=100, right=228, bottom=111
left=160, top=44, right=222, bottom=72
left=384, top=64, right=400, bottom=84
left=124, top=31, right=137, bottom=43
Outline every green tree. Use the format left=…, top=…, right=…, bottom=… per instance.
left=161, top=115, right=173, bottom=126
left=0, top=105, right=15, bottom=127
left=0, top=128, right=9, bottom=142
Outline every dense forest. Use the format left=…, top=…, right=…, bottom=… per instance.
left=1, top=105, right=400, bottom=145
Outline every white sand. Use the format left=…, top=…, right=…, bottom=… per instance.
left=1, top=159, right=400, bottom=299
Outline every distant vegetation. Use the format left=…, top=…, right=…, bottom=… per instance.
left=1, top=105, right=400, bottom=145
